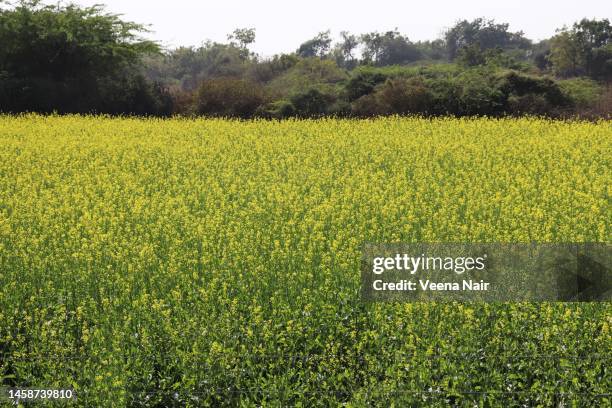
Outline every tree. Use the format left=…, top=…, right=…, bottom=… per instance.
left=549, top=19, right=611, bottom=79
left=445, top=18, right=531, bottom=60
left=573, top=19, right=611, bottom=79
left=0, top=0, right=167, bottom=114
left=360, top=30, right=421, bottom=66
left=532, top=40, right=552, bottom=71
left=297, top=31, right=332, bottom=58
left=333, top=31, right=360, bottom=69
left=228, top=27, right=256, bottom=58
left=148, top=42, right=251, bottom=92
left=456, top=44, right=487, bottom=67
left=549, top=31, right=586, bottom=77
left=415, top=40, right=448, bottom=60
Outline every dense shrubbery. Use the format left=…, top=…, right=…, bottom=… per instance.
left=195, top=78, right=266, bottom=118
left=0, top=1, right=609, bottom=118
left=345, top=68, right=577, bottom=117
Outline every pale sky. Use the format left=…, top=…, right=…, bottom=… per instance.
left=74, top=0, right=611, bottom=56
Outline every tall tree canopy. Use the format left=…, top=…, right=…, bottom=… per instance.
left=550, top=18, right=612, bottom=79
left=360, top=30, right=421, bottom=66
left=445, top=18, right=531, bottom=60
left=297, top=31, right=332, bottom=58
left=0, top=0, right=169, bottom=114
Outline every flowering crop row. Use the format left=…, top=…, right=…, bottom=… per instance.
left=0, top=115, right=610, bottom=406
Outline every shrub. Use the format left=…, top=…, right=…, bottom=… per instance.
left=248, top=54, right=299, bottom=84
left=327, top=100, right=352, bottom=117
left=427, top=77, right=462, bottom=115
left=559, top=78, right=603, bottom=108
left=498, top=71, right=571, bottom=107
left=267, top=58, right=347, bottom=99
left=195, top=78, right=266, bottom=118
left=456, top=70, right=506, bottom=116
left=98, top=73, right=174, bottom=116
left=255, top=100, right=296, bottom=119
left=169, top=88, right=196, bottom=116
left=290, top=89, right=335, bottom=118
left=376, top=77, right=433, bottom=114
left=507, top=94, right=553, bottom=115
left=345, top=69, right=388, bottom=102
left=351, top=94, right=384, bottom=117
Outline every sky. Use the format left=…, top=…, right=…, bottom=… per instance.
left=74, top=0, right=611, bottom=56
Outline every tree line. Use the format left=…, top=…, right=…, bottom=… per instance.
left=1, top=0, right=610, bottom=118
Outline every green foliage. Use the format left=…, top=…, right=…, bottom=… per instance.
left=550, top=31, right=587, bottom=77
left=256, top=99, right=296, bottom=119
left=414, top=39, right=448, bottom=60
left=360, top=77, right=433, bottom=115
left=532, top=40, right=552, bottom=71
left=297, top=31, right=332, bottom=58
left=559, top=77, right=603, bottom=107
left=97, top=73, right=173, bottom=116
left=290, top=88, right=335, bottom=117
left=227, top=27, right=256, bottom=59
left=360, top=30, right=422, bottom=66
left=445, top=18, right=531, bottom=60
left=331, top=31, right=360, bottom=69
left=457, top=45, right=529, bottom=70
left=0, top=0, right=157, bottom=79
left=347, top=66, right=575, bottom=117
left=146, top=42, right=251, bottom=92
left=497, top=71, right=571, bottom=111
left=267, top=58, right=347, bottom=99
left=0, top=0, right=166, bottom=114
left=345, top=68, right=388, bottom=102
left=456, top=44, right=488, bottom=67
left=247, top=54, right=299, bottom=84
left=455, top=69, right=506, bottom=115
left=589, top=43, right=612, bottom=80
left=195, top=78, right=266, bottom=118
left=550, top=19, right=612, bottom=80
left=0, top=2, right=608, bottom=118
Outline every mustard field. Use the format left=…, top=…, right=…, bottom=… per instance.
left=0, top=115, right=610, bottom=406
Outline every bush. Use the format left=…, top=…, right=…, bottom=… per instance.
left=195, top=78, right=266, bottom=118
left=267, top=58, right=347, bottom=99
left=427, top=77, right=462, bottom=115
left=376, top=77, right=433, bottom=114
left=169, top=88, right=196, bottom=116
left=255, top=100, right=296, bottom=119
left=456, top=70, right=506, bottom=116
left=345, top=69, right=388, bottom=102
left=290, top=89, right=335, bottom=118
left=572, top=84, right=612, bottom=119
left=498, top=71, right=570, bottom=107
left=247, top=54, right=299, bottom=84
left=98, top=73, right=173, bottom=116
left=327, top=100, right=352, bottom=117
left=507, top=94, right=553, bottom=115
left=0, top=72, right=173, bottom=116
left=351, top=94, right=384, bottom=117
left=559, top=78, right=602, bottom=108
